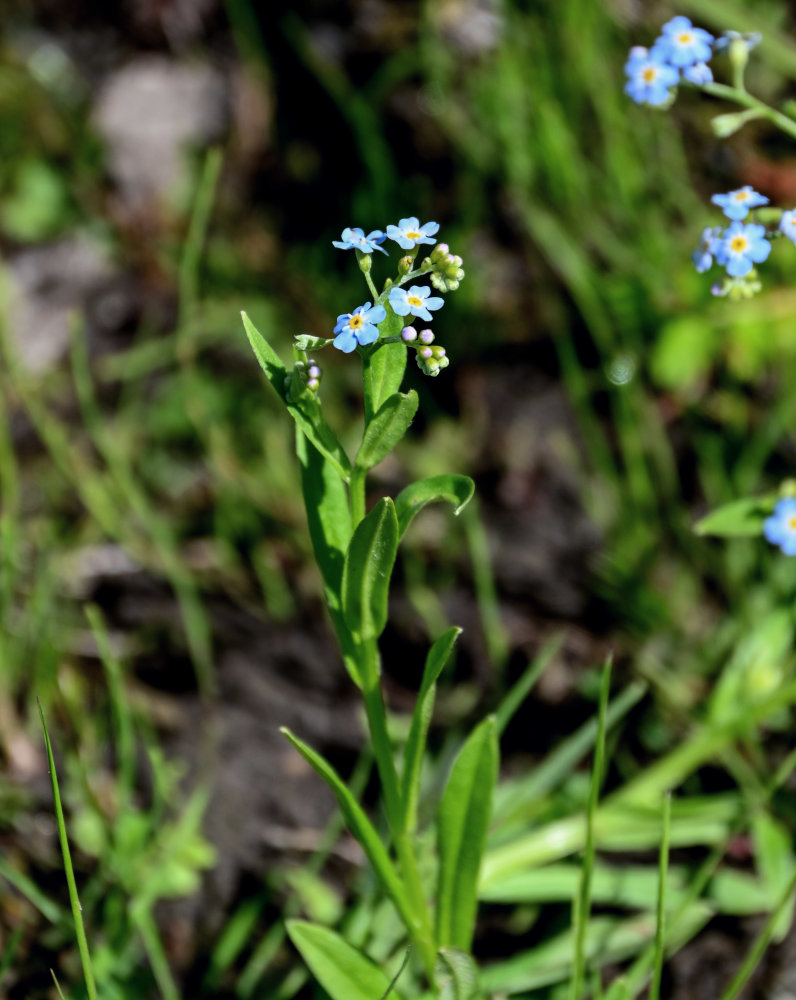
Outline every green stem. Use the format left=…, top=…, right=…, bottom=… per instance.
left=359, top=642, right=436, bottom=976
left=702, top=81, right=796, bottom=140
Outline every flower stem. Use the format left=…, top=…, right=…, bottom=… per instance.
left=359, top=641, right=436, bottom=976
left=702, top=81, right=796, bottom=140
left=350, top=465, right=367, bottom=525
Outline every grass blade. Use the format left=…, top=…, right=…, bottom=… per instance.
left=38, top=700, right=98, bottom=1000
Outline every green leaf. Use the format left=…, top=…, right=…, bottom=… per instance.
left=394, top=475, right=475, bottom=538
left=401, top=627, right=462, bottom=833
left=363, top=306, right=407, bottom=420
left=296, top=429, right=352, bottom=608
left=342, top=498, right=399, bottom=641
left=694, top=496, right=775, bottom=538
left=294, top=334, right=334, bottom=351
left=242, top=311, right=351, bottom=482
left=287, top=922, right=405, bottom=1000
left=436, top=716, right=499, bottom=950
left=356, top=391, right=419, bottom=470
left=281, top=729, right=415, bottom=929
left=434, top=948, right=483, bottom=1000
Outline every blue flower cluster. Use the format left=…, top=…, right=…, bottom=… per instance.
left=692, top=184, right=796, bottom=287
left=625, top=16, right=714, bottom=106
left=329, top=218, right=456, bottom=367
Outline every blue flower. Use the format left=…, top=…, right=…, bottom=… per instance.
left=683, top=61, right=712, bottom=85
left=711, top=186, right=769, bottom=220
left=692, top=226, right=723, bottom=273
left=333, top=302, right=386, bottom=353
left=779, top=209, right=796, bottom=244
left=715, top=221, right=770, bottom=277
left=655, top=16, right=713, bottom=67
left=624, top=47, right=679, bottom=106
left=764, top=498, right=796, bottom=555
left=386, top=218, right=439, bottom=250
left=388, top=285, right=444, bottom=321
left=332, top=227, right=388, bottom=255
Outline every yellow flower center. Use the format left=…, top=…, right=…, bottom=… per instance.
left=789, top=516, right=796, bottom=530
left=789, top=218, right=796, bottom=226
left=642, top=67, right=657, bottom=82
left=734, top=191, right=750, bottom=202
left=677, top=32, right=693, bottom=44
left=730, top=236, right=748, bottom=252
left=407, top=295, right=423, bottom=307
left=349, top=314, right=364, bottom=329
left=406, top=230, right=421, bottom=239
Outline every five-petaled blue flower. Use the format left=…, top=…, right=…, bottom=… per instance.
left=715, top=221, right=770, bottom=277
left=779, top=209, right=796, bottom=244
left=624, top=47, right=679, bottom=106
left=386, top=218, right=439, bottom=250
left=332, top=227, right=388, bottom=255
left=333, top=302, right=386, bottom=353
left=655, top=16, right=714, bottom=67
left=692, top=226, right=723, bottom=273
left=711, top=186, right=769, bottom=221
left=389, top=284, right=444, bottom=321
left=764, top=498, right=796, bottom=555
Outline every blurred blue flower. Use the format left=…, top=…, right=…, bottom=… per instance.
left=683, top=61, right=713, bottom=85
left=386, top=218, right=439, bottom=250
left=764, top=498, right=796, bottom=555
left=713, top=30, right=761, bottom=54
left=624, top=47, right=679, bottom=106
left=389, top=285, right=444, bottom=321
left=715, top=221, right=770, bottom=277
left=332, top=227, right=388, bottom=254
left=779, top=209, right=796, bottom=244
left=692, top=226, right=723, bottom=273
left=333, top=302, right=386, bottom=353
left=711, top=186, right=769, bottom=220
left=656, top=16, right=713, bottom=67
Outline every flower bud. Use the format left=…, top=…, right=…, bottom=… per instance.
left=419, top=328, right=434, bottom=344
left=431, top=345, right=446, bottom=358
left=401, top=325, right=418, bottom=342
left=308, top=364, right=322, bottom=379
left=398, top=255, right=413, bottom=275
left=357, top=251, right=372, bottom=274
left=307, top=377, right=320, bottom=392
left=419, top=345, right=433, bottom=359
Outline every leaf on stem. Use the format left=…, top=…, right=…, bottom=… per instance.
left=401, top=627, right=462, bottom=834
left=434, top=947, right=484, bottom=1000
left=436, top=716, right=499, bottom=951
left=281, top=729, right=414, bottom=928
left=356, top=391, right=419, bottom=470
left=342, top=497, right=398, bottom=641
left=395, top=475, right=475, bottom=538
left=694, top=496, right=774, bottom=538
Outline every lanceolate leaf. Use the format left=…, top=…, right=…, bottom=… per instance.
left=287, top=922, right=406, bottom=1000
left=356, top=391, right=419, bottom=470
left=362, top=306, right=407, bottom=420
left=242, top=312, right=351, bottom=482
left=342, top=498, right=398, bottom=642
left=281, top=729, right=414, bottom=929
left=436, top=716, right=499, bottom=951
left=694, top=495, right=775, bottom=538
left=395, top=475, right=475, bottom=538
left=401, top=627, right=462, bottom=834
left=296, top=429, right=351, bottom=607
